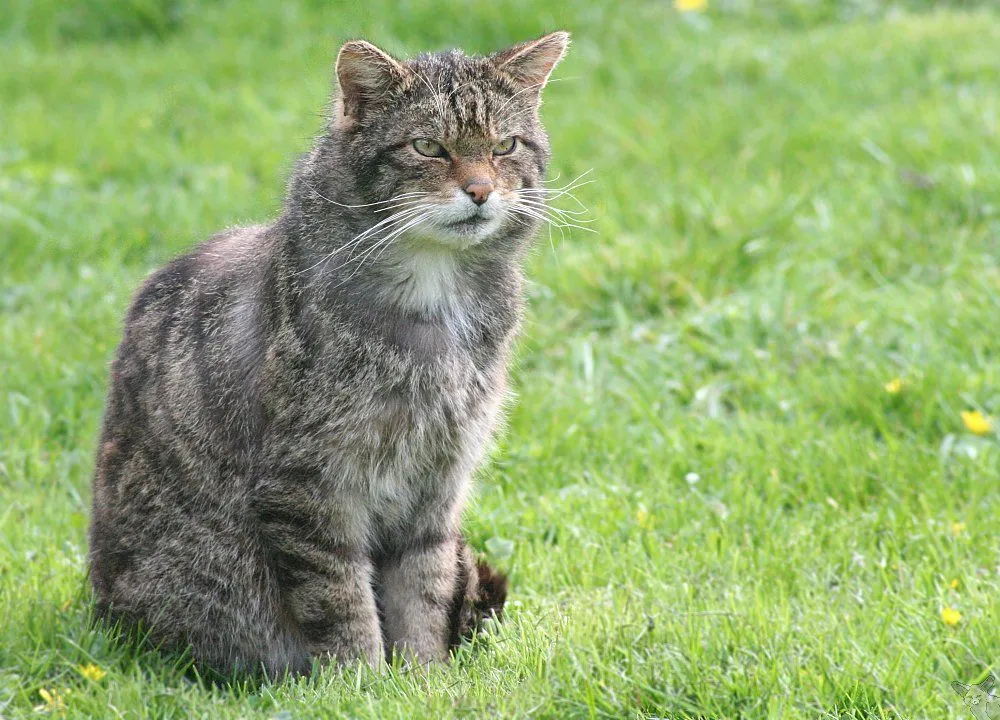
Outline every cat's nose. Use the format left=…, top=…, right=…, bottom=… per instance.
left=463, top=179, right=494, bottom=205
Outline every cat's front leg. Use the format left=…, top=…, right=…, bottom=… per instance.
left=378, top=530, right=461, bottom=664
left=256, top=478, right=383, bottom=668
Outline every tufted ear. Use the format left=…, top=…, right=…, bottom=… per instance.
left=335, top=40, right=409, bottom=125
left=952, top=681, right=970, bottom=698
left=492, top=31, right=570, bottom=94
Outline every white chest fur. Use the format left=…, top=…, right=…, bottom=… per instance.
left=389, top=247, right=472, bottom=339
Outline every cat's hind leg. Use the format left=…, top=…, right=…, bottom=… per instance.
left=96, top=518, right=309, bottom=679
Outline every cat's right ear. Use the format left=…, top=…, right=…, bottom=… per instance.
left=953, top=681, right=971, bottom=698
left=335, top=40, right=409, bottom=128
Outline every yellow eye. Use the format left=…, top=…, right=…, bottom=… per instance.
left=493, top=137, right=517, bottom=156
left=413, top=139, right=447, bottom=158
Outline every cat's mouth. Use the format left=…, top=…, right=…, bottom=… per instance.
left=448, top=215, right=491, bottom=230
left=420, top=194, right=505, bottom=246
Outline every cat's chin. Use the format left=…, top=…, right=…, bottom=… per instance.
left=416, top=217, right=505, bottom=250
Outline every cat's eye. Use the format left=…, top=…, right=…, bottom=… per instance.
left=413, top=139, right=448, bottom=158
left=493, top=137, right=517, bottom=156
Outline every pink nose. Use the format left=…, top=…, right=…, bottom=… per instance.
left=464, top=179, right=494, bottom=205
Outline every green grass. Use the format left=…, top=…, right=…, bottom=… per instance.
left=2, top=0, right=999, bottom=717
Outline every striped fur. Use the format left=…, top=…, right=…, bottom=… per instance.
left=88, top=32, right=567, bottom=677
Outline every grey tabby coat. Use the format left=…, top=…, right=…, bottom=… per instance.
left=88, top=31, right=568, bottom=677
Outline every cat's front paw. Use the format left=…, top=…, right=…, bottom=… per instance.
left=386, top=639, right=448, bottom=668
left=316, top=634, right=386, bottom=672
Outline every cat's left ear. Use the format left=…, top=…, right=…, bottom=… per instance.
left=953, top=681, right=971, bottom=698
left=492, top=31, right=570, bottom=96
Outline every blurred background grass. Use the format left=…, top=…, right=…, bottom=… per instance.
left=1, top=0, right=998, bottom=718
left=1, top=0, right=996, bottom=44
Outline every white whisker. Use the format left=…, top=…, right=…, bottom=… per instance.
left=506, top=168, right=596, bottom=241
left=509, top=203, right=597, bottom=235
left=335, top=209, right=438, bottom=286
left=340, top=204, right=436, bottom=264
left=513, top=199, right=596, bottom=223
left=305, top=184, right=430, bottom=210
left=513, top=197, right=592, bottom=218
left=295, top=203, right=436, bottom=276
left=515, top=180, right=594, bottom=201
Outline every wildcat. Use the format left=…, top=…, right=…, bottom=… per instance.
left=953, top=676, right=1000, bottom=720
left=88, top=31, right=568, bottom=677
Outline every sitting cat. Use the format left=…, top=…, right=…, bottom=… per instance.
left=88, top=31, right=567, bottom=677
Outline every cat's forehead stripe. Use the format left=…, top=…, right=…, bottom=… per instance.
left=448, top=82, right=492, bottom=137
left=407, top=55, right=505, bottom=139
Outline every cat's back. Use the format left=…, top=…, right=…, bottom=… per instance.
left=94, top=223, right=277, bottom=498
left=123, top=224, right=272, bottom=335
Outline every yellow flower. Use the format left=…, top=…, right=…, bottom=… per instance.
left=34, top=687, right=66, bottom=713
left=78, top=663, right=106, bottom=682
left=884, top=378, right=903, bottom=394
left=961, top=410, right=992, bottom=435
left=951, top=521, right=966, bottom=537
left=941, top=607, right=962, bottom=626
left=636, top=506, right=652, bottom=529
left=674, top=0, right=707, bottom=12
left=949, top=578, right=960, bottom=590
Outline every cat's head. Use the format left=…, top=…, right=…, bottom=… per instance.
left=326, top=32, right=569, bottom=251
left=953, top=676, right=997, bottom=713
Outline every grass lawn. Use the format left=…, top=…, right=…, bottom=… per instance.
left=1, top=0, right=999, bottom=717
